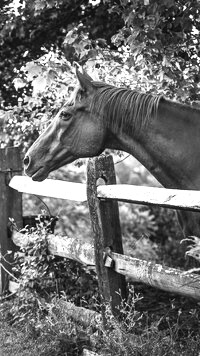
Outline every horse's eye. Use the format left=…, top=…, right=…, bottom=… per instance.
left=62, top=112, right=72, bottom=121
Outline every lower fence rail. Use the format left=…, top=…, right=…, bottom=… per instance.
left=12, top=232, right=200, bottom=300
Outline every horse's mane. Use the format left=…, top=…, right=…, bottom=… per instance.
left=89, top=81, right=162, bottom=135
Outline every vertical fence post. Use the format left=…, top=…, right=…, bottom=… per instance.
left=0, top=147, right=23, bottom=294
left=87, top=155, right=127, bottom=321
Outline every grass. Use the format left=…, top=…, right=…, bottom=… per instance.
left=0, top=318, right=57, bottom=356
left=1, top=285, right=200, bottom=356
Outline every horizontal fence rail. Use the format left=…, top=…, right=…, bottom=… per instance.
left=9, top=176, right=87, bottom=202
left=9, top=176, right=200, bottom=212
left=97, top=184, right=200, bottom=212
left=12, top=232, right=200, bottom=300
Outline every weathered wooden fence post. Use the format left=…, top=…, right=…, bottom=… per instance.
left=0, top=147, right=23, bottom=294
left=87, top=155, right=127, bottom=321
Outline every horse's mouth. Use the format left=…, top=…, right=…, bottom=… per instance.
left=29, top=167, right=49, bottom=181
left=25, top=154, right=75, bottom=181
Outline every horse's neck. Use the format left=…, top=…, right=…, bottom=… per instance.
left=106, top=98, right=200, bottom=190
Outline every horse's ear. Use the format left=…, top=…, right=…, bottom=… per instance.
left=75, top=67, right=94, bottom=92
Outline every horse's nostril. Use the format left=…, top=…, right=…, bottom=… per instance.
left=24, top=156, right=30, bottom=167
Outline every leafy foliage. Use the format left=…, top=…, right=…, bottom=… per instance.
left=1, top=1, right=200, bottom=153
left=1, top=0, right=200, bottom=110
left=0, top=0, right=122, bottom=106
left=109, top=0, right=200, bottom=101
left=10, top=219, right=98, bottom=326
left=120, top=203, right=159, bottom=261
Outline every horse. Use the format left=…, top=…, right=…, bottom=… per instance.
left=24, top=68, right=200, bottom=238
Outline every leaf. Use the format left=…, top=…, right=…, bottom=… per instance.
left=23, top=61, right=42, bottom=81
left=64, top=30, right=78, bottom=45
left=32, top=76, right=47, bottom=96
left=0, top=110, right=6, bottom=126
left=158, top=71, right=164, bottom=82
left=163, top=0, right=175, bottom=7
left=47, top=0, right=56, bottom=9
left=35, top=0, right=46, bottom=13
left=46, top=69, right=57, bottom=84
left=162, top=55, right=171, bottom=68
left=13, top=77, right=26, bottom=90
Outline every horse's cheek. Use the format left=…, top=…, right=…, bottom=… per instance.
left=79, top=123, right=105, bottom=154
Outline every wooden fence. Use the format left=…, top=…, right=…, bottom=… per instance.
left=1, top=146, right=200, bottom=319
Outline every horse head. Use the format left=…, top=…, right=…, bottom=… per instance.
left=24, top=69, right=107, bottom=181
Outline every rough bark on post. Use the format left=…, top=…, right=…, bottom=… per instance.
left=87, top=155, right=127, bottom=319
left=0, top=147, right=23, bottom=294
